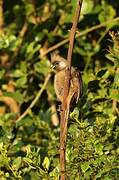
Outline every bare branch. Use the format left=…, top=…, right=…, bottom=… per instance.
left=41, top=17, right=119, bottom=57
left=60, top=1, right=83, bottom=179
left=16, top=73, right=51, bottom=124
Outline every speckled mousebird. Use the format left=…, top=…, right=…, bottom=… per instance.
left=51, top=50, right=82, bottom=109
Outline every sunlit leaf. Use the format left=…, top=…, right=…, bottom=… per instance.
left=16, top=76, right=27, bottom=87
left=34, top=59, right=50, bottom=76
left=81, top=162, right=90, bottom=173
left=42, top=157, right=50, bottom=171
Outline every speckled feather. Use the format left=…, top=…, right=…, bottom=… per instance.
left=51, top=51, right=82, bottom=108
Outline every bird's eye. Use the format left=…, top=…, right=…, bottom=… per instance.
left=52, top=62, right=59, bottom=67
left=54, top=62, right=59, bottom=66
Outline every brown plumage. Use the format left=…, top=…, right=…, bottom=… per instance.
left=51, top=51, right=82, bottom=108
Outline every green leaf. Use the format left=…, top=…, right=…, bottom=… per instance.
left=20, top=61, right=27, bottom=74
left=98, top=4, right=116, bottom=24
left=0, top=34, right=21, bottom=50
left=114, top=72, right=119, bottom=83
left=66, top=0, right=77, bottom=23
left=24, top=157, right=33, bottom=165
left=106, top=53, right=119, bottom=65
left=25, top=42, right=41, bottom=60
left=12, top=157, right=22, bottom=171
left=16, top=116, right=32, bottom=127
left=13, top=5, right=21, bottom=14
left=16, top=76, right=27, bottom=87
left=35, top=33, right=45, bottom=42
left=25, top=3, right=35, bottom=16
left=81, top=0, right=94, bottom=15
left=110, top=89, right=119, bottom=101
left=93, top=44, right=100, bottom=53
left=0, top=69, right=5, bottom=78
left=12, top=69, right=25, bottom=78
left=34, top=59, right=50, bottom=76
left=49, top=167, right=59, bottom=179
left=70, top=107, right=79, bottom=120
left=0, top=154, right=9, bottom=168
left=81, top=162, right=90, bottom=173
left=95, top=143, right=104, bottom=155
left=0, top=142, right=3, bottom=150
left=42, top=157, right=50, bottom=171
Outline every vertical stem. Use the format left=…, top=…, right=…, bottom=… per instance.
left=60, top=1, right=83, bottom=179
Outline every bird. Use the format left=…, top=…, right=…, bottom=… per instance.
left=51, top=50, right=82, bottom=110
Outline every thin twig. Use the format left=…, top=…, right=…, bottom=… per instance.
left=60, top=1, right=83, bottom=179
left=16, top=73, right=51, bottom=123
left=41, top=17, right=119, bottom=57
left=19, top=21, right=28, bottom=38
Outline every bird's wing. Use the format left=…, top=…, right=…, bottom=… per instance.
left=70, top=68, right=83, bottom=103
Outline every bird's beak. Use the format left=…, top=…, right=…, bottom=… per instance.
left=50, top=64, right=55, bottom=69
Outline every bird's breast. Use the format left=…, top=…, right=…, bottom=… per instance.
left=54, top=70, right=66, bottom=102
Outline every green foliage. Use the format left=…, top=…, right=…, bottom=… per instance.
left=0, top=0, right=119, bottom=179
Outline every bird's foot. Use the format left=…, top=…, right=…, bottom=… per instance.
left=57, top=105, right=63, bottom=112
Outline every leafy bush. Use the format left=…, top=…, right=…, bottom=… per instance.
left=0, top=0, right=119, bottom=179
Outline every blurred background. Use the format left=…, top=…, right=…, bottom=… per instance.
left=0, top=0, right=119, bottom=179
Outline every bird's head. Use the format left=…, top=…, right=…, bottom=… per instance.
left=51, top=50, right=67, bottom=72
left=51, top=60, right=67, bottom=71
